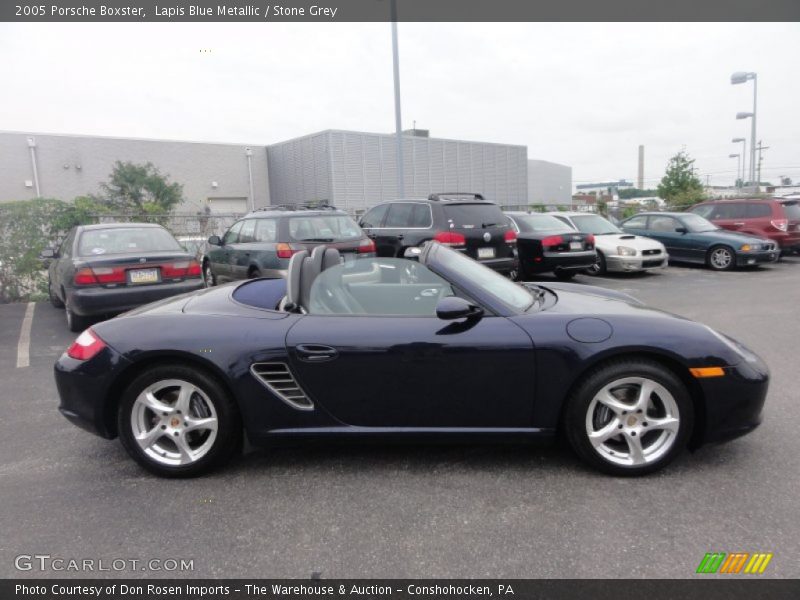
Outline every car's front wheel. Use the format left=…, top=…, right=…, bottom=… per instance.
left=118, top=364, right=242, bottom=477
left=586, top=251, right=606, bottom=276
left=707, top=245, right=735, bottom=271
left=564, top=359, right=692, bottom=476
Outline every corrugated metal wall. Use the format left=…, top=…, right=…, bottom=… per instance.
left=268, top=130, right=528, bottom=212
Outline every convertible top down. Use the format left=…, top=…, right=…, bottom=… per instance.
left=55, top=242, right=768, bottom=477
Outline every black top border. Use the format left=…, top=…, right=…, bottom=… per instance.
left=3, top=0, right=800, bottom=22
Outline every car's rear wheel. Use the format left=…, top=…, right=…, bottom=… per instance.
left=203, top=261, right=216, bottom=287
left=555, top=269, right=576, bottom=280
left=118, top=364, right=242, bottom=477
left=249, top=268, right=262, bottom=279
left=564, top=359, right=692, bottom=476
left=49, top=280, right=64, bottom=308
left=707, top=245, right=735, bottom=271
left=586, top=251, right=606, bottom=276
left=65, top=302, right=89, bottom=332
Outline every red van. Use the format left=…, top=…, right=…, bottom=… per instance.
left=690, top=198, right=800, bottom=254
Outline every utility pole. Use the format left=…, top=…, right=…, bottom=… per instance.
left=390, top=0, right=405, bottom=198
left=755, top=141, right=769, bottom=188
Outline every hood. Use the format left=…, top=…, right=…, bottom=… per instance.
left=529, top=282, right=684, bottom=320
left=702, top=229, right=773, bottom=245
left=592, top=233, right=664, bottom=251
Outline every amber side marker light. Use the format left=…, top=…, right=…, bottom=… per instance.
left=690, top=367, right=725, bottom=378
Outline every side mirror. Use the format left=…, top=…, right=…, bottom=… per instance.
left=40, top=248, right=56, bottom=259
left=207, top=235, right=222, bottom=246
left=436, top=296, right=483, bottom=321
left=675, top=227, right=687, bottom=234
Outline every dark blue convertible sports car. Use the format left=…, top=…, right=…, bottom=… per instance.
left=54, top=242, right=769, bottom=477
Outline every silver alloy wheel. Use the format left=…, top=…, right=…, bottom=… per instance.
left=710, top=247, right=733, bottom=270
left=130, top=379, right=218, bottom=466
left=585, top=376, right=680, bottom=467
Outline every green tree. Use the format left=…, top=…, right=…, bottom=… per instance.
left=98, top=161, right=183, bottom=214
left=657, top=151, right=705, bottom=209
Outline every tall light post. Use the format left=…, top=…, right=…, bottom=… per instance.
left=390, top=0, right=405, bottom=198
left=731, top=71, right=757, bottom=185
left=732, top=137, right=746, bottom=186
left=735, top=112, right=754, bottom=185
left=729, top=153, right=740, bottom=188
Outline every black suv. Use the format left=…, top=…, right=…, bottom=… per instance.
left=358, top=193, right=518, bottom=275
left=203, top=205, right=375, bottom=285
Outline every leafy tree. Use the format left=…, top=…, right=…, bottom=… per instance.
left=97, top=161, right=183, bottom=213
left=657, top=151, right=705, bottom=209
left=597, top=199, right=608, bottom=216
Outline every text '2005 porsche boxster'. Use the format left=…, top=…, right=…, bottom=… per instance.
left=55, top=242, right=768, bottom=477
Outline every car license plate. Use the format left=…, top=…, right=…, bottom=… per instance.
left=129, top=268, right=159, bottom=284
left=478, top=247, right=495, bottom=259
left=570, top=241, right=583, bottom=250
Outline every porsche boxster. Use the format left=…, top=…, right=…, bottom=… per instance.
left=55, top=242, right=769, bottom=477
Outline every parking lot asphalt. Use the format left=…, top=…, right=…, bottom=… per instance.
left=1, top=258, right=799, bottom=579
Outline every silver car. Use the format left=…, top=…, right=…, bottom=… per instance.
left=548, top=212, right=668, bottom=275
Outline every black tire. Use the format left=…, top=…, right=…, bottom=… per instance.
left=563, top=359, right=693, bottom=476
left=49, top=280, right=65, bottom=308
left=555, top=270, right=576, bottom=280
left=586, top=251, right=606, bottom=276
left=249, top=268, right=262, bottom=279
left=65, top=302, right=89, bottom=332
left=203, top=260, right=216, bottom=287
left=117, top=364, right=242, bottom=478
left=706, top=245, right=736, bottom=271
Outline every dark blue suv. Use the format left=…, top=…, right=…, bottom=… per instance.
left=202, top=206, right=375, bottom=285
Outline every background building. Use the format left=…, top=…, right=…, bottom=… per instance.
left=527, top=159, right=572, bottom=205
left=267, top=130, right=528, bottom=213
left=575, top=179, right=635, bottom=196
left=0, top=131, right=270, bottom=213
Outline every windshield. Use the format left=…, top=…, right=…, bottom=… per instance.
left=433, top=244, right=533, bottom=312
left=680, top=213, right=719, bottom=233
left=77, top=227, right=181, bottom=256
left=513, top=214, right=572, bottom=232
left=782, top=201, right=800, bottom=220
left=571, top=214, right=621, bottom=235
left=288, top=215, right=362, bottom=242
left=444, top=204, right=506, bottom=228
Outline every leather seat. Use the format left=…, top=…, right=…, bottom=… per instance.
left=285, top=246, right=341, bottom=312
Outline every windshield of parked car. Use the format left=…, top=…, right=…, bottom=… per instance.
left=512, top=214, right=572, bottom=232
left=782, top=201, right=800, bottom=220
left=433, top=244, right=534, bottom=312
left=444, top=203, right=506, bottom=229
left=77, top=227, right=182, bottom=256
left=288, top=215, right=363, bottom=242
left=680, top=213, right=719, bottom=233
left=570, top=214, right=622, bottom=235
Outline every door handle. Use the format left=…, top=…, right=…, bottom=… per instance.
left=396, top=234, right=405, bottom=241
left=295, top=344, right=339, bottom=362
left=368, top=233, right=377, bottom=239
left=733, top=222, right=745, bottom=226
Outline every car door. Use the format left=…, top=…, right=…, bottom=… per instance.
left=284, top=259, right=535, bottom=428
left=230, top=219, right=257, bottom=279
left=380, top=202, right=417, bottom=257
left=711, top=203, right=746, bottom=232
left=212, top=221, right=243, bottom=282
left=359, top=204, right=391, bottom=256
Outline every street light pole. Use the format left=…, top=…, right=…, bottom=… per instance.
left=390, top=0, right=405, bottom=198
left=732, top=137, right=746, bottom=187
left=729, top=154, right=740, bottom=188
left=731, top=71, right=757, bottom=185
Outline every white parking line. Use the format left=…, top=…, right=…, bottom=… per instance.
left=15, top=302, right=35, bottom=369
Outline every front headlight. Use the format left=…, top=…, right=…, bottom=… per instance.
left=740, top=244, right=752, bottom=252
left=617, top=246, right=637, bottom=256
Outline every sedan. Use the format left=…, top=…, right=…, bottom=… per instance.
left=620, top=212, right=778, bottom=271
left=505, top=212, right=596, bottom=280
left=42, top=223, right=204, bottom=331
left=55, top=242, right=768, bottom=477
left=548, top=212, right=668, bottom=275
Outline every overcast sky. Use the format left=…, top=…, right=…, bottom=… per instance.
left=1, top=22, right=798, bottom=189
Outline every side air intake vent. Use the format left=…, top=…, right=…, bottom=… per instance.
left=250, top=362, right=314, bottom=411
